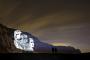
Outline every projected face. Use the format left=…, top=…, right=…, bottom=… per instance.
left=14, top=30, right=21, bottom=40
left=14, top=30, right=34, bottom=51
left=20, top=34, right=28, bottom=44
left=28, top=38, right=34, bottom=51
left=29, top=38, right=34, bottom=47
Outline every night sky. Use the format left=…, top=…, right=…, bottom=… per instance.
left=0, top=0, right=90, bottom=53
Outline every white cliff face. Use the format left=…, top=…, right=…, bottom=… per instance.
left=14, top=30, right=34, bottom=51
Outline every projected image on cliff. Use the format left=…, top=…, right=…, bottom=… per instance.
left=14, top=30, right=34, bottom=51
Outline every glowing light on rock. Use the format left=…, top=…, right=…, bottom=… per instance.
left=14, top=30, right=34, bottom=51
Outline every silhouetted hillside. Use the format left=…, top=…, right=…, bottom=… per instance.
left=0, top=24, right=81, bottom=53
left=52, top=46, right=81, bottom=54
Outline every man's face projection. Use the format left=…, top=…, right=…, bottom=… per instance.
left=20, top=34, right=28, bottom=44
left=14, top=30, right=34, bottom=51
left=14, top=30, right=21, bottom=40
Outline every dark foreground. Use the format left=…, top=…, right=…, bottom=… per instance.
left=0, top=53, right=90, bottom=60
